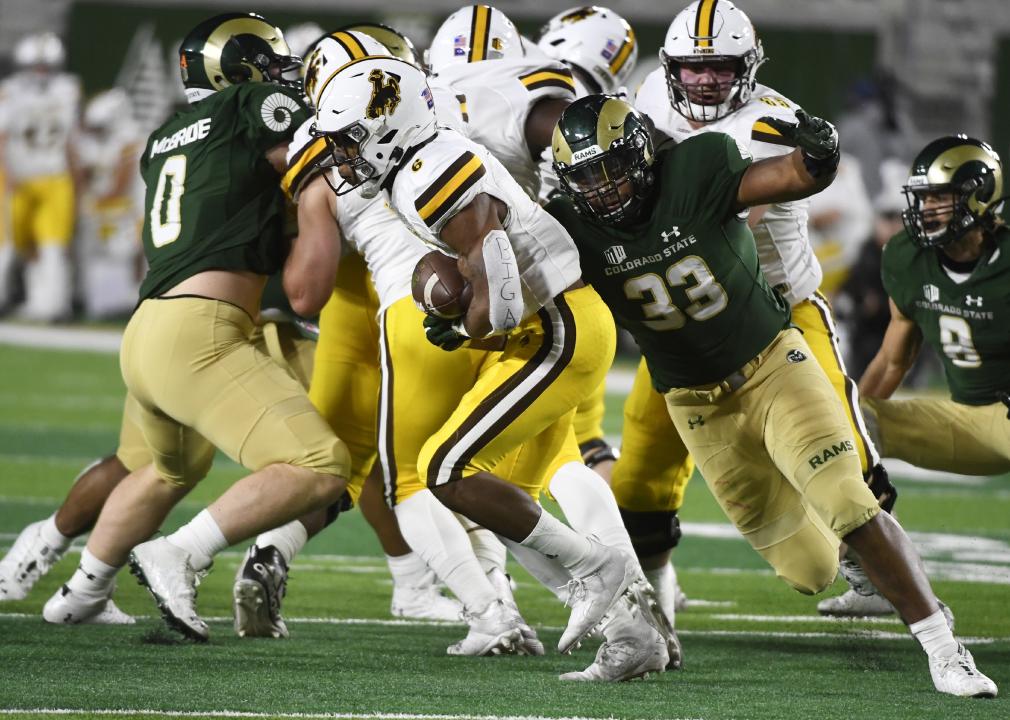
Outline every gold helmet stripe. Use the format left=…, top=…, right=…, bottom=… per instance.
left=468, top=5, right=492, bottom=63
left=695, top=0, right=719, bottom=48
left=315, top=54, right=411, bottom=108
left=609, top=25, right=636, bottom=75
left=331, top=31, right=368, bottom=60
left=596, top=98, right=634, bottom=156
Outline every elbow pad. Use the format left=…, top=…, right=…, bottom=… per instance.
left=482, top=229, right=524, bottom=333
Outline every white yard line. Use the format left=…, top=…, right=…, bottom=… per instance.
left=0, top=710, right=701, bottom=720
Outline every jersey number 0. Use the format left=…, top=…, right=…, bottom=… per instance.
left=150, top=154, right=188, bottom=248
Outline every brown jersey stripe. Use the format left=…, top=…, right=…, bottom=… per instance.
left=378, top=309, right=399, bottom=506
left=282, top=137, right=328, bottom=199
left=425, top=295, right=578, bottom=485
left=519, top=66, right=575, bottom=92
left=751, top=130, right=796, bottom=148
left=414, top=152, right=486, bottom=227
left=455, top=94, right=469, bottom=122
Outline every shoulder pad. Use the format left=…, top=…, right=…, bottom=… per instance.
left=406, top=142, right=487, bottom=230
left=282, top=120, right=328, bottom=200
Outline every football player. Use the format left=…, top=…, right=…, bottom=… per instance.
left=0, top=32, right=80, bottom=321
left=41, top=13, right=350, bottom=642
left=76, top=89, right=145, bottom=318
left=860, top=137, right=1010, bottom=476
left=548, top=94, right=997, bottom=698
left=536, top=5, right=694, bottom=622
left=314, top=53, right=643, bottom=667
left=276, top=31, right=671, bottom=678
left=634, top=0, right=895, bottom=620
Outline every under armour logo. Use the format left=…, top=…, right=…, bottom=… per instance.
left=786, top=349, right=807, bottom=363
left=687, top=415, right=704, bottom=430
left=965, top=295, right=984, bottom=307
left=660, top=226, right=681, bottom=242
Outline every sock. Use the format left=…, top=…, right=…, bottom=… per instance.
left=518, top=507, right=598, bottom=575
left=40, top=514, right=74, bottom=552
left=254, top=520, right=308, bottom=565
left=394, top=490, right=497, bottom=613
left=66, top=548, right=119, bottom=601
left=645, top=563, right=676, bottom=625
left=167, top=509, right=229, bottom=571
left=910, top=608, right=958, bottom=658
left=453, top=512, right=508, bottom=575
left=386, top=551, right=430, bottom=588
left=549, top=461, right=639, bottom=561
left=500, top=536, right=571, bottom=602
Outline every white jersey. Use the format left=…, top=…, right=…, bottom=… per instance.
left=284, top=120, right=426, bottom=311
left=389, top=127, right=581, bottom=314
left=636, top=75, right=822, bottom=306
left=0, top=72, right=80, bottom=181
left=432, top=45, right=576, bottom=200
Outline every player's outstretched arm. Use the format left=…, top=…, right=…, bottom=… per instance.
left=439, top=193, right=523, bottom=339
left=858, top=299, right=924, bottom=399
left=283, top=174, right=342, bottom=317
left=736, top=109, right=839, bottom=209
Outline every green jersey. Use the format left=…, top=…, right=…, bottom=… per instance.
left=546, top=134, right=789, bottom=390
left=138, top=83, right=309, bottom=300
left=881, top=226, right=1010, bottom=405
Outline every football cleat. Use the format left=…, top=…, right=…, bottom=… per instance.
left=129, top=537, right=208, bottom=642
left=42, top=583, right=135, bottom=625
left=558, top=543, right=637, bottom=654
left=633, top=578, right=683, bottom=670
left=0, top=520, right=67, bottom=601
left=838, top=556, right=877, bottom=597
left=233, top=544, right=290, bottom=639
left=390, top=568, right=464, bottom=622
left=561, top=591, right=668, bottom=682
left=447, top=599, right=524, bottom=656
left=817, top=588, right=895, bottom=617
left=928, top=643, right=998, bottom=698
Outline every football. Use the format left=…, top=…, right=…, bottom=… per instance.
left=411, top=251, right=473, bottom=319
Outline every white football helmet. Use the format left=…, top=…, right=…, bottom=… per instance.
left=284, top=22, right=326, bottom=58
left=341, top=23, right=423, bottom=69
left=302, top=31, right=391, bottom=108
left=537, top=6, right=637, bottom=95
left=83, top=88, right=134, bottom=133
left=314, top=56, right=436, bottom=199
left=427, top=4, right=525, bottom=75
left=13, top=32, right=65, bottom=69
left=660, top=0, right=765, bottom=122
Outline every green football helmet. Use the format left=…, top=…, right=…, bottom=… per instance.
left=552, top=94, right=654, bottom=224
left=902, top=135, right=1004, bottom=248
left=179, top=13, right=302, bottom=98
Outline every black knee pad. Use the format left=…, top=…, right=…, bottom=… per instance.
left=579, top=437, right=619, bottom=469
left=324, top=491, right=354, bottom=527
left=618, top=508, right=682, bottom=556
left=867, top=464, right=898, bottom=514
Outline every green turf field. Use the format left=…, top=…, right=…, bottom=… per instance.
left=1, top=339, right=1008, bottom=720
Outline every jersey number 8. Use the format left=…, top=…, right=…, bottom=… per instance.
left=939, top=314, right=981, bottom=368
left=623, top=256, right=729, bottom=330
left=150, top=154, right=188, bottom=248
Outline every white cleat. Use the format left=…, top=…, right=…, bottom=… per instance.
left=233, top=544, right=290, bottom=639
left=558, top=543, right=637, bottom=654
left=129, top=537, right=208, bottom=642
left=929, top=643, right=998, bottom=698
left=634, top=578, right=683, bottom=670
left=817, top=588, right=895, bottom=617
left=391, top=570, right=464, bottom=622
left=447, top=599, right=524, bottom=656
left=42, top=583, right=135, bottom=625
left=560, top=591, right=668, bottom=682
left=0, top=520, right=67, bottom=601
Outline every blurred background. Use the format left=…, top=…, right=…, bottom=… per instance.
left=1, top=0, right=1008, bottom=380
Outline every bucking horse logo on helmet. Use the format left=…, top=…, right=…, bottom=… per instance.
left=366, top=69, right=401, bottom=119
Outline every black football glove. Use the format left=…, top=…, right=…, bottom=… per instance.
left=423, top=314, right=467, bottom=351
left=758, top=108, right=839, bottom=160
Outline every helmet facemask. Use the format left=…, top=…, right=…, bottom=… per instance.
left=311, top=122, right=380, bottom=197
left=902, top=180, right=990, bottom=249
left=661, top=49, right=762, bottom=123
